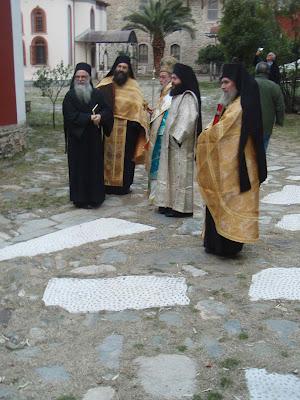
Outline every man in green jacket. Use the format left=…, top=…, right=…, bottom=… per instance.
left=255, top=62, right=285, bottom=150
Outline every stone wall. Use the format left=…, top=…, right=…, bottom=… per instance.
left=106, top=0, right=222, bottom=73
left=0, top=125, right=27, bottom=159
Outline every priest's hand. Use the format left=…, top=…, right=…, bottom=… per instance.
left=91, top=114, right=101, bottom=126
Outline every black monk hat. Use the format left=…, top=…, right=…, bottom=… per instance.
left=70, top=62, right=92, bottom=89
left=171, top=63, right=202, bottom=134
left=106, top=55, right=135, bottom=79
left=74, top=62, right=92, bottom=76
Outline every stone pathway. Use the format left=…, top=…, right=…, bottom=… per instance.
left=0, top=83, right=300, bottom=399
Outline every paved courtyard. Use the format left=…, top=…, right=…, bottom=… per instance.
left=0, top=81, right=300, bottom=400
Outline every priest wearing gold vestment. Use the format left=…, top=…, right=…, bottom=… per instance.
left=196, top=63, right=267, bottom=257
left=97, top=56, right=149, bottom=195
left=146, top=56, right=177, bottom=204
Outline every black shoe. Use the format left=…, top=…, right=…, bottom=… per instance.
left=158, top=207, right=171, bottom=214
left=89, top=202, right=102, bottom=209
left=74, top=203, right=92, bottom=209
left=165, top=209, right=193, bottom=218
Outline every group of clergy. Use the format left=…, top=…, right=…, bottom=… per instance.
left=63, top=56, right=267, bottom=258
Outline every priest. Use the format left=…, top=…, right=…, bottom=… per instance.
left=146, top=56, right=177, bottom=204
left=97, top=56, right=149, bottom=195
left=63, top=62, right=113, bottom=209
left=155, top=63, right=202, bottom=217
left=196, top=63, right=267, bottom=256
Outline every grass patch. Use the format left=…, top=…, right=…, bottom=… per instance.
left=220, top=357, right=240, bottom=369
left=198, top=80, right=220, bottom=90
left=281, top=350, right=289, bottom=358
left=220, top=376, right=233, bottom=388
left=189, top=305, right=199, bottom=313
left=0, top=194, right=68, bottom=214
left=274, top=113, right=300, bottom=139
left=176, top=345, right=188, bottom=352
left=238, top=332, right=249, bottom=340
left=207, top=392, right=223, bottom=400
left=133, top=343, right=144, bottom=350
left=192, top=395, right=203, bottom=400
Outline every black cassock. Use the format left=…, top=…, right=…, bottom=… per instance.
left=63, top=89, right=113, bottom=207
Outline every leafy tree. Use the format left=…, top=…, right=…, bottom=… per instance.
left=34, top=61, right=73, bottom=128
left=218, top=0, right=300, bottom=111
left=123, top=0, right=195, bottom=74
left=276, top=0, right=300, bottom=112
left=196, top=44, right=225, bottom=66
left=218, top=0, right=294, bottom=66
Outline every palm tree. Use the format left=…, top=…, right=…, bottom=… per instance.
left=123, top=0, right=195, bottom=74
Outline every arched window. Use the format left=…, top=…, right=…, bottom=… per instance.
left=138, top=44, right=148, bottom=64
left=23, top=40, right=26, bottom=65
left=68, top=5, right=73, bottom=65
left=31, top=37, right=48, bottom=65
left=31, top=7, right=47, bottom=33
left=170, top=44, right=180, bottom=60
left=207, top=0, right=218, bottom=20
left=90, top=8, right=95, bottom=30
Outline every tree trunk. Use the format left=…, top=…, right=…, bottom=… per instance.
left=52, top=103, right=56, bottom=129
left=152, top=35, right=166, bottom=77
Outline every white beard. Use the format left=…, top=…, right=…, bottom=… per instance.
left=219, top=88, right=238, bottom=107
left=74, top=81, right=93, bottom=104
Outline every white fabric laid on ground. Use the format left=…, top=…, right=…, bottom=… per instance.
left=0, top=218, right=155, bottom=261
left=43, top=276, right=190, bottom=312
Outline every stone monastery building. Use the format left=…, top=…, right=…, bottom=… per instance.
left=20, top=0, right=222, bottom=80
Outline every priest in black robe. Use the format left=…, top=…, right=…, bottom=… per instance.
left=63, top=63, right=113, bottom=209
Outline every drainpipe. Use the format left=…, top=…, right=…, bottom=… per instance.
left=73, top=0, right=75, bottom=66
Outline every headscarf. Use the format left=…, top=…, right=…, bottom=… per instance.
left=221, top=63, right=267, bottom=192
left=171, top=63, right=202, bottom=134
left=106, top=55, right=135, bottom=79
left=70, top=62, right=92, bottom=89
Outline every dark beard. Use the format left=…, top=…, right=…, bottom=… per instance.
left=170, top=83, right=185, bottom=96
left=113, top=70, right=128, bottom=86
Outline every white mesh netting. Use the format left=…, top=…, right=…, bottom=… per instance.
left=261, top=185, right=300, bottom=205
left=246, top=368, right=300, bottom=400
left=276, top=214, right=300, bottom=231
left=0, top=218, right=155, bottom=261
left=43, top=276, right=190, bottom=312
left=249, top=268, right=300, bottom=301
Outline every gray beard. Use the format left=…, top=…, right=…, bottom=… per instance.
left=74, top=82, right=93, bottom=104
left=219, top=89, right=238, bottom=107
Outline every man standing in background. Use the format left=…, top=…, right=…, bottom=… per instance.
left=255, top=61, right=285, bottom=150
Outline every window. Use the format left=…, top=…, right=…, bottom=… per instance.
left=31, top=7, right=47, bottom=33
left=207, top=0, right=218, bottom=21
left=90, top=8, right=95, bottom=30
left=31, top=37, right=48, bottom=65
left=170, top=44, right=180, bottom=60
left=23, top=40, right=26, bottom=65
left=138, top=44, right=148, bottom=64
